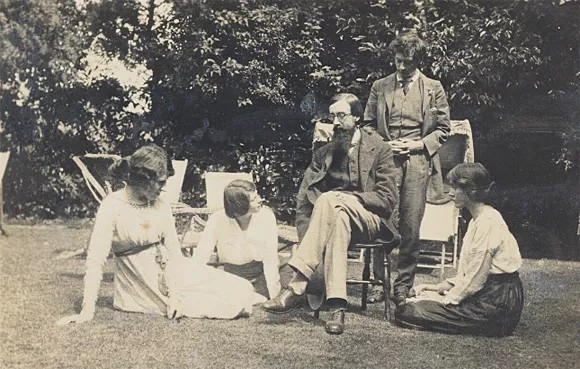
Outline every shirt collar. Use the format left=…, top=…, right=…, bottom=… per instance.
left=351, top=127, right=361, bottom=147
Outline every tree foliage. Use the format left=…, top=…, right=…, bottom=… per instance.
left=1, top=0, right=578, bottom=224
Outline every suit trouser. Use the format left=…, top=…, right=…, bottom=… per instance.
left=392, top=152, right=430, bottom=296
left=289, top=192, right=382, bottom=300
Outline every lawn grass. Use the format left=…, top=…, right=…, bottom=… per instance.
left=1, top=224, right=579, bottom=369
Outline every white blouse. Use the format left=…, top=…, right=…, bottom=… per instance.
left=444, top=206, right=522, bottom=305
left=192, top=207, right=281, bottom=298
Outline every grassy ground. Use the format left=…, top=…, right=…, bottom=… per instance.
left=1, top=225, right=579, bottom=369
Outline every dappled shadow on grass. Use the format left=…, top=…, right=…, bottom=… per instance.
left=257, top=307, right=322, bottom=326
left=52, top=248, right=113, bottom=260
left=71, top=296, right=114, bottom=312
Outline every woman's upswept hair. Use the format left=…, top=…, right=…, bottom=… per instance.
left=223, top=179, right=257, bottom=218
left=329, top=93, right=364, bottom=120
left=109, top=144, right=174, bottom=185
left=388, top=31, right=427, bottom=64
left=447, top=163, right=495, bottom=202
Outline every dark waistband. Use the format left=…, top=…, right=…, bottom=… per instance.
left=114, top=239, right=164, bottom=258
left=487, top=272, right=519, bottom=282
left=223, top=261, right=264, bottom=278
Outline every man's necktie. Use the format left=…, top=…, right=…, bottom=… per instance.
left=402, top=79, right=411, bottom=95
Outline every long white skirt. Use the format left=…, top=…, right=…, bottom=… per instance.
left=113, top=248, right=254, bottom=319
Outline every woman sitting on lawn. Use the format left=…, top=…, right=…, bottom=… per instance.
left=192, top=179, right=281, bottom=303
left=395, top=163, right=524, bottom=337
left=57, top=144, right=254, bottom=324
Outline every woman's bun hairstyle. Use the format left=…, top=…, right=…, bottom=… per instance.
left=108, top=144, right=174, bottom=185
left=108, top=157, right=130, bottom=181
left=446, top=163, right=494, bottom=203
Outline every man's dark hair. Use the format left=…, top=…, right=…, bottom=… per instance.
left=329, top=93, right=364, bottom=120
left=388, top=31, right=428, bottom=65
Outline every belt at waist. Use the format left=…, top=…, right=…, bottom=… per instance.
left=223, top=261, right=264, bottom=281
left=114, top=238, right=164, bottom=258
left=487, top=271, right=520, bottom=282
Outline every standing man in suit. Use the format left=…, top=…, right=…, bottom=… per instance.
left=364, top=32, right=451, bottom=307
left=262, top=93, right=399, bottom=335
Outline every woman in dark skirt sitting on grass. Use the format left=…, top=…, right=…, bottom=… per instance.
left=395, top=163, right=524, bottom=337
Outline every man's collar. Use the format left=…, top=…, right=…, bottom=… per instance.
left=351, top=127, right=361, bottom=147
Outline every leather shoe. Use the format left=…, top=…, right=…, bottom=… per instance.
left=367, top=287, right=385, bottom=304
left=325, top=308, right=346, bottom=335
left=261, top=286, right=303, bottom=314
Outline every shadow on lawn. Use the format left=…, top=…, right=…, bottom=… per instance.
left=258, top=308, right=322, bottom=326
left=70, top=296, right=114, bottom=312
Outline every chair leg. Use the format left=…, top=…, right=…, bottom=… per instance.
left=361, top=248, right=371, bottom=311
left=440, top=242, right=446, bottom=279
left=383, top=253, right=391, bottom=321
left=0, top=184, right=6, bottom=236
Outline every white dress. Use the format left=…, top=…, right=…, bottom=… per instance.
left=192, top=208, right=281, bottom=299
left=81, top=189, right=254, bottom=319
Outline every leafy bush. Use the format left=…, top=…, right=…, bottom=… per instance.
left=234, top=140, right=311, bottom=224
left=1, top=0, right=579, bottom=242
left=491, top=181, right=579, bottom=260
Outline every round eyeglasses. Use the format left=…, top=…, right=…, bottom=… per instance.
left=328, top=112, right=353, bottom=122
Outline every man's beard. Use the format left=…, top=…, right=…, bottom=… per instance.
left=331, top=125, right=356, bottom=158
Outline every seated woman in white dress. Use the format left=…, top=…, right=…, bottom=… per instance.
left=395, top=163, right=524, bottom=337
left=57, top=145, right=254, bottom=325
left=193, top=179, right=281, bottom=302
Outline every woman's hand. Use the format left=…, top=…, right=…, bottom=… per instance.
left=412, top=283, right=437, bottom=296
left=436, top=281, right=454, bottom=295
left=55, top=311, right=94, bottom=325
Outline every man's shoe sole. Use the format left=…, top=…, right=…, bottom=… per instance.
left=261, top=302, right=303, bottom=314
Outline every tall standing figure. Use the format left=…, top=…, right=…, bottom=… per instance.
left=262, top=93, right=399, bottom=335
left=364, top=31, right=451, bottom=306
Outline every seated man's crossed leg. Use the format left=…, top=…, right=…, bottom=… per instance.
left=263, top=192, right=382, bottom=334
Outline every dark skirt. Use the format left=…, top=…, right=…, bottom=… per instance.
left=223, top=261, right=269, bottom=299
left=395, top=272, right=524, bottom=337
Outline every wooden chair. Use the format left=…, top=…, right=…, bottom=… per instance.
left=418, top=119, right=474, bottom=277
left=308, top=122, right=399, bottom=321
left=0, top=151, right=10, bottom=236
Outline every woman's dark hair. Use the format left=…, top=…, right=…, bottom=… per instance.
left=109, top=144, right=174, bottom=185
left=329, top=93, right=364, bottom=120
left=388, top=31, right=427, bottom=65
left=223, top=179, right=256, bottom=218
left=446, top=163, right=494, bottom=202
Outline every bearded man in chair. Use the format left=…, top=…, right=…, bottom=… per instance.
left=262, top=93, right=399, bottom=335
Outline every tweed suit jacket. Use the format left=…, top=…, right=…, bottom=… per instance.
left=364, top=71, right=451, bottom=203
left=295, top=126, right=399, bottom=242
